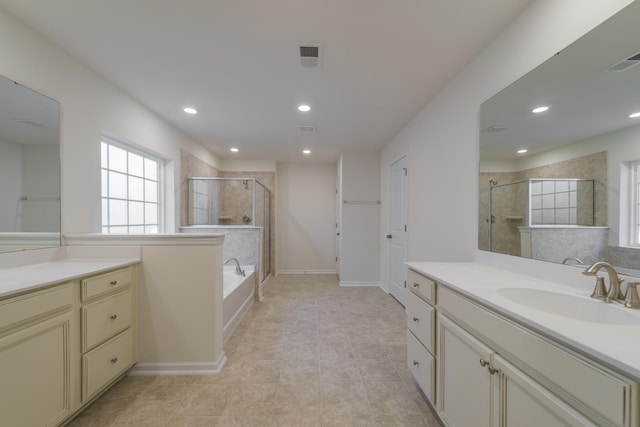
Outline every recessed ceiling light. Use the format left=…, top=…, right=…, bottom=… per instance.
left=532, top=106, right=549, bottom=114
left=517, top=149, right=528, bottom=154
left=183, top=107, right=198, bottom=114
left=629, top=112, right=640, bottom=118
left=302, top=149, right=311, bottom=155
left=230, top=147, right=239, bottom=152
left=298, top=104, right=311, bottom=112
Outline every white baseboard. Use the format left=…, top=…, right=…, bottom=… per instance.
left=339, top=281, right=386, bottom=292
left=223, top=292, right=254, bottom=344
left=129, top=352, right=227, bottom=376
left=276, top=269, right=337, bottom=275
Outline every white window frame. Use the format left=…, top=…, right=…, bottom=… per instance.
left=101, top=136, right=165, bottom=234
left=630, top=159, right=640, bottom=247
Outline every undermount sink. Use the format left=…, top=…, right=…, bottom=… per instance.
left=496, top=288, right=640, bottom=325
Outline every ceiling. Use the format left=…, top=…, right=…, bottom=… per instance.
left=480, top=1, right=640, bottom=161
left=0, top=0, right=531, bottom=163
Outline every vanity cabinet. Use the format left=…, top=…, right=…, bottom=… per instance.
left=437, top=285, right=637, bottom=427
left=437, top=313, right=595, bottom=427
left=406, top=269, right=437, bottom=404
left=80, top=267, right=136, bottom=401
left=0, top=284, right=74, bottom=427
left=0, top=263, right=138, bottom=427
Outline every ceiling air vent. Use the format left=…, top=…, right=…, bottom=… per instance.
left=606, top=51, right=640, bottom=72
left=300, top=125, right=317, bottom=133
left=300, top=44, right=321, bottom=69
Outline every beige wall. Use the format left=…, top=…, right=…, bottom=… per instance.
left=276, top=163, right=337, bottom=274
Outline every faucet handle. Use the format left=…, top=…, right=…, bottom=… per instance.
left=624, top=283, right=640, bottom=309
left=590, top=275, right=608, bottom=299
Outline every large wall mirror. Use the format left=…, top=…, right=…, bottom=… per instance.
left=0, top=75, right=61, bottom=253
left=479, top=1, right=640, bottom=272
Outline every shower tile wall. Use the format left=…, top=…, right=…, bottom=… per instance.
left=221, top=170, right=276, bottom=277
left=180, top=149, right=276, bottom=277
left=181, top=226, right=260, bottom=268
left=530, top=227, right=608, bottom=265
left=180, top=149, right=220, bottom=226
left=609, top=246, right=640, bottom=270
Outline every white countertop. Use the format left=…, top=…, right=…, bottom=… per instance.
left=0, top=258, right=140, bottom=299
left=407, top=261, right=640, bottom=380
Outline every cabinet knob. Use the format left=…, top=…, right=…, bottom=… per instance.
left=412, top=317, right=419, bottom=322
left=110, top=314, right=118, bottom=320
left=413, top=283, right=420, bottom=288
left=110, top=280, right=118, bottom=286
left=413, top=360, right=419, bottom=366
left=488, top=366, right=499, bottom=375
left=110, top=357, right=118, bottom=364
left=479, top=358, right=489, bottom=367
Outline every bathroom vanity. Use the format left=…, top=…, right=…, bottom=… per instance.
left=406, top=262, right=640, bottom=427
left=0, top=258, right=139, bottom=426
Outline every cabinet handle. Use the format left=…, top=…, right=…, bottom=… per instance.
left=412, top=317, right=419, bottom=322
left=110, top=280, right=118, bottom=286
left=479, top=358, right=489, bottom=367
left=413, top=360, right=419, bottom=366
left=110, top=357, right=118, bottom=364
left=413, top=283, right=420, bottom=288
left=110, top=314, right=118, bottom=320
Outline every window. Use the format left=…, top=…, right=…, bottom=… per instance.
left=101, top=138, right=161, bottom=233
left=631, top=160, right=640, bottom=246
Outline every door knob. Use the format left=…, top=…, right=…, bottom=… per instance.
left=386, top=234, right=392, bottom=239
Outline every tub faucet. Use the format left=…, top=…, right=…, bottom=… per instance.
left=582, top=261, right=624, bottom=302
left=224, top=258, right=245, bottom=276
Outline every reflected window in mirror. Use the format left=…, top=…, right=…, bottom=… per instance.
left=101, top=136, right=163, bottom=234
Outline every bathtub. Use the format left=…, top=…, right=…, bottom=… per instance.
left=223, top=265, right=255, bottom=343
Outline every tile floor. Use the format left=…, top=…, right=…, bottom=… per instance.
left=69, top=274, right=440, bottom=426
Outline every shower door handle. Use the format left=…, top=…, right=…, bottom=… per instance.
left=386, top=234, right=392, bottom=239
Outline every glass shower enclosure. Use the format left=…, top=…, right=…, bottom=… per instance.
left=187, top=177, right=271, bottom=281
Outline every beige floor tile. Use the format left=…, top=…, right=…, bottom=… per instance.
left=356, top=358, right=403, bottom=382
left=319, top=359, right=361, bottom=382
left=365, top=381, right=422, bottom=415
left=241, top=359, right=281, bottom=382
left=274, top=382, right=322, bottom=416
left=320, top=381, right=370, bottom=415
left=279, top=358, right=320, bottom=382
left=222, top=383, right=277, bottom=417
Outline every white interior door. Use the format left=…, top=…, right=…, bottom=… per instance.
left=388, top=155, right=407, bottom=305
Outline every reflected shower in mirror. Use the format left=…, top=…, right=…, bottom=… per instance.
left=479, top=1, right=640, bottom=272
left=0, top=75, right=61, bottom=253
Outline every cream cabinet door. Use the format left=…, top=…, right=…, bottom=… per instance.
left=0, top=313, right=72, bottom=427
left=438, top=314, right=494, bottom=427
left=492, top=354, right=597, bottom=427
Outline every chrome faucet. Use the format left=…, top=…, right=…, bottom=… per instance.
left=562, top=257, right=584, bottom=265
left=224, top=257, right=245, bottom=276
left=582, top=261, right=624, bottom=302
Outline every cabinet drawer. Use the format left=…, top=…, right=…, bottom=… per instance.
left=81, top=267, right=132, bottom=301
left=439, top=286, right=635, bottom=427
left=82, top=290, right=132, bottom=351
left=407, top=330, right=435, bottom=404
left=407, top=269, right=436, bottom=304
left=407, top=290, right=435, bottom=354
left=82, top=328, right=134, bottom=401
left=0, top=283, right=73, bottom=332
